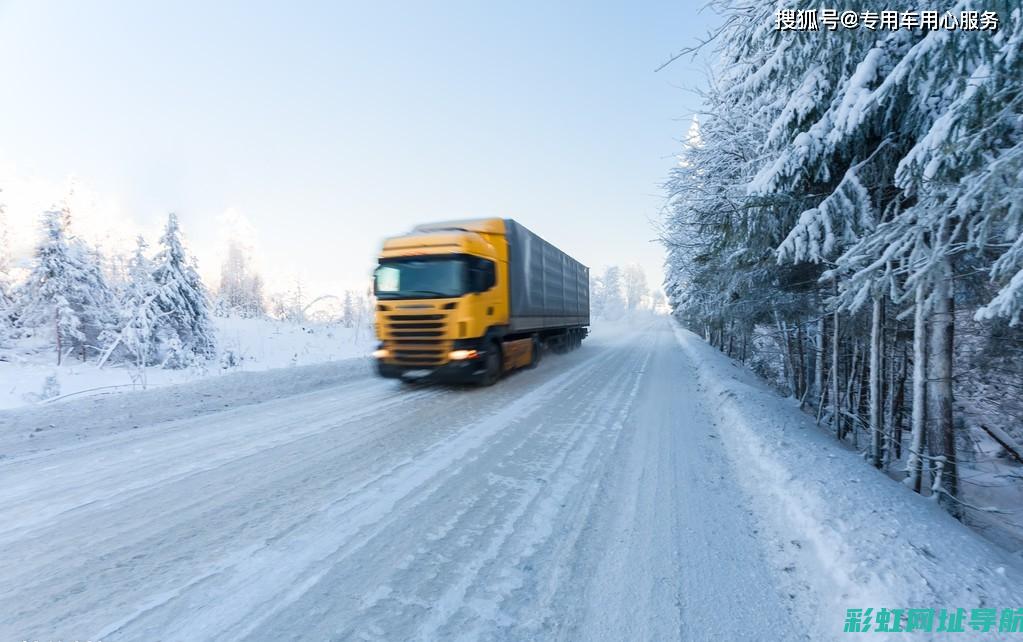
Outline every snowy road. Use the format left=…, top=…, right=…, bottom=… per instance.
left=1, top=320, right=1020, bottom=641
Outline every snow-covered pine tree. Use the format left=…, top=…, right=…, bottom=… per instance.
left=782, top=2, right=1019, bottom=508
left=127, top=236, right=155, bottom=300
left=0, top=200, right=10, bottom=300
left=17, top=208, right=116, bottom=364
left=217, top=240, right=265, bottom=318
left=599, top=266, right=626, bottom=320
left=150, top=213, right=216, bottom=366
left=665, top=1, right=1022, bottom=516
left=623, top=265, right=648, bottom=311
left=661, top=23, right=789, bottom=369
left=0, top=200, right=13, bottom=350
left=99, top=235, right=161, bottom=373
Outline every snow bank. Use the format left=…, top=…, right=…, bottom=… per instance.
left=0, top=316, right=374, bottom=410
left=672, top=323, right=1023, bottom=640
left=0, top=357, right=372, bottom=460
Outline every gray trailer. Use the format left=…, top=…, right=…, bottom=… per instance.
left=504, top=219, right=590, bottom=333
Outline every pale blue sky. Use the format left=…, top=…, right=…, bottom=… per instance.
left=0, top=0, right=717, bottom=296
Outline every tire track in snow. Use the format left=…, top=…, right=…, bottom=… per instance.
left=411, top=347, right=652, bottom=640
left=0, top=380, right=442, bottom=542
left=461, top=335, right=656, bottom=641
left=5, top=369, right=572, bottom=637
left=0, top=382, right=456, bottom=635
left=93, top=344, right=620, bottom=641
left=262, top=330, right=657, bottom=642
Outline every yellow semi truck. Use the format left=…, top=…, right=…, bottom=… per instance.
left=372, top=218, right=589, bottom=385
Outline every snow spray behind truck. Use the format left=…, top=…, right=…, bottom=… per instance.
left=372, top=218, right=589, bottom=385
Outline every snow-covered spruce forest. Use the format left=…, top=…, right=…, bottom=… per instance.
left=662, top=2, right=1023, bottom=541
left=0, top=207, right=378, bottom=404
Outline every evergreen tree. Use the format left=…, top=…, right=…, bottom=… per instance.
left=99, top=236, right=161, bottom=373
left=0, top=200, right=13, bottom=350
left=342, top=291, right=355, bottom=328
left=217, top=240, right=265, bottom=318
left=599, top=266, right=625, bottom=320
left=663, top=1, right=1023, bottom=516
left=623, top=265, right=649, bottom=311
left=17, top=208, right=115, bottom=364
left=150, top=213, right=216, bottom=366
left=285, top=279, right=306, bottom=323
left=0, top=200, right=10, bottom=301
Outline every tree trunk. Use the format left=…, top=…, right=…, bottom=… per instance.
left=796, top=321, right=807, bottom=407
left=891, top=343, right=907, bottom=461
left=831, top=298, right=842, bottom=438
left=817, top=365, right=831, bottom=425
left=869, top=296, right=884, bottom=468
left=55, top=308, right=62, bottom=367
left=854, top=341, right=869, bottom=450
left=886, top=338, right=906, bottom=468
left=726, top=320, right=734, bottom=358
left=775, top=311, right=796, bottom=396
left=907, top=283, right=927, bottom=493
left=928, top=258, right=958, bottom=516
left=815, top=314, right=825, bottom=410
left=884, top=317, right=896, bottom=468
left=845, top=340, right=859, bottom=445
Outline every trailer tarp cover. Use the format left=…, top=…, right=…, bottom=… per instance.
left=504, top=219, right=590, bottom=333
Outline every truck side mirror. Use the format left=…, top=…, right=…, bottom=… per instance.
left=468, top=268, right=482, bottom=293
left=483, top=262, right=496, bottom=290
left=469, top=259, right=496, bottom=292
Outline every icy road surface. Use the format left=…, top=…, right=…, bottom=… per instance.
left=1, top=320, right=1021, bottom=641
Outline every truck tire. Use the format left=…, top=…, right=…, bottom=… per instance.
left=549, top=335, right=564, bottom=354
left=479, top=344, right=501, bottom=386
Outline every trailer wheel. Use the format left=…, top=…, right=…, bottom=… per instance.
left=548, top=335, right=562, bottom=354
left=479, top=344, right=501, bottom=386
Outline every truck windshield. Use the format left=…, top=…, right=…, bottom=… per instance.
left=374, top=257, right=468, bottom=299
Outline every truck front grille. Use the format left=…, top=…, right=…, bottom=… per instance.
left=386, top=313, right=450, bottom=365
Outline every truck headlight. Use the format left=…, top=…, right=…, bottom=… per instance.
left=449, top=349, right=479, bottom=360
left=372, top=348, right=389, bottom=359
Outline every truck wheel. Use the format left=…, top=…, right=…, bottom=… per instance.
left=527, top=336, right=542, bottom=368
left=548, top=336, right=561, bottom=354
left=480, top=345, right=501, bottom=386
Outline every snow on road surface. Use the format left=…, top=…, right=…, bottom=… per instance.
left=1, top=319, right=1020, bottom=641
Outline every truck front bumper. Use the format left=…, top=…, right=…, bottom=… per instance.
left=376, top=358, right=487, bottom=384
